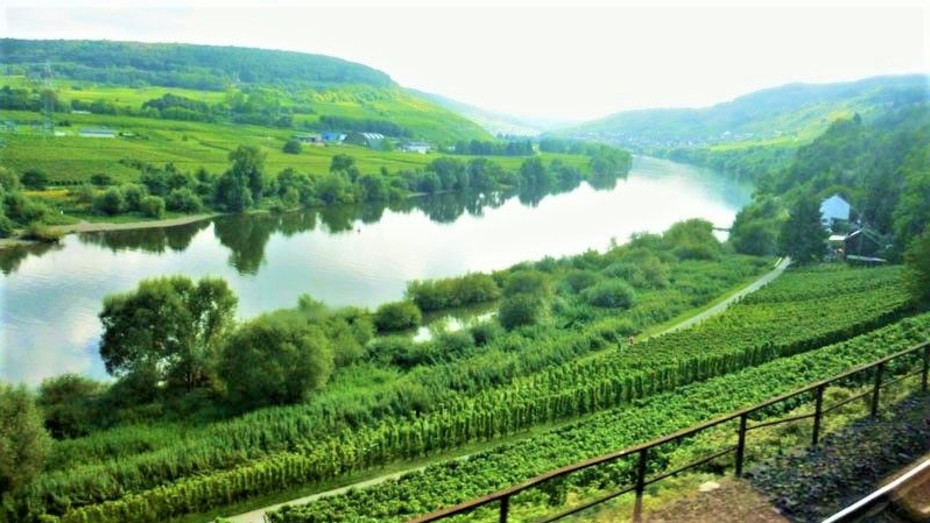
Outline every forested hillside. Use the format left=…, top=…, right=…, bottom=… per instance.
left=729, top=105, right=930, bottom=258
left=561, top=75, right=928, bottom=149
left=0, top=39, right=491, bottom=142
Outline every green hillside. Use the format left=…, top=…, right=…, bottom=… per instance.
left=0, top=39, right=492, bottom=143
left=560, top=75, right=929, bottom=148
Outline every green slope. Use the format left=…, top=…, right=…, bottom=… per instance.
left=0, top=39, right=492, bottom=143
left=559, top=74, right=929, bottom=148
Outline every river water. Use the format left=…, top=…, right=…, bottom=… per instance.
left=0, top=156, right=752, bottom=384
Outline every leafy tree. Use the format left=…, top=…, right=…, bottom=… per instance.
left=166, top=187, right=203, bottom=213
left=905, top=226, right=930, bottom=304
left=779, top=196, right=828, bottom=263
left=99, top=276, right=238, bottom=393
left=90, top=173, right=115, bottom=186
left=503, top=270, right=551, bottom=298
left=20, top=169, right=48, bottom=190
left=282, top=139, right=302, bottom=154
left=373, top=301, right=422, bottom=332
left=37, top=374, right=103, bottom=438
left=92, top=186, right=127, bottom=215
left=140, top=195, right=166, bottom=218
left=0, top=384, right=51, bottom=494
left=218, top=145, right=266, bottom=210
left=582, top=280, right=636, bottom=309
left=0, top=167, right=22, bottom=192
left=499, top=293, right=545, bottom=330
left=218, top=313, right=333, bottom=410
left=121, top=183, right=147, bottom=211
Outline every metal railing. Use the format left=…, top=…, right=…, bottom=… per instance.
left=407, top=341, right=930, bottom=523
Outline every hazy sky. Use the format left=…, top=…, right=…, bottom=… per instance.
left=3, top=1, right=928, bottom=121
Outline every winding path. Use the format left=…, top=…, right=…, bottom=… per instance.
left=221, top=257, right=791, bottom=523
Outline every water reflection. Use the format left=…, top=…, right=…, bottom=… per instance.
left=2, top=156, right=753, bottom=384
left=72, top=183, right=594, bottom=277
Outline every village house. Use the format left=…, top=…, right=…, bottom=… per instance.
left=79, top=127, right=116, bottom=138
left=293, top=133, right=324, bottom=145
left=321, top=131, right=347, bottom=143
left=399, top=142, right=431, bottom=154
left=819, top=194, right=851, bottom=231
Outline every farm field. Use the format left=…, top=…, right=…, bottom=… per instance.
left=20, top=264, right=919, bottom=523
left=0, top=110, right=587, bottom=185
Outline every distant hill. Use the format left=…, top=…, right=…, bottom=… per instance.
left=558, top=75, right=929, bottom=149
left=410, top=89, right=575, bottom=137
left=0, top=39, right=395, bottom=90
left=0, top=39, right=491, bottom=142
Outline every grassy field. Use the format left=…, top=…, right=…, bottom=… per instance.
left=0, top=109, right=586, bottom=184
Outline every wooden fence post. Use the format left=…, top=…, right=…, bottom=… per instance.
left=871, top=362, right=884, bottom=418
left=735, top=413, right=748, bottom=477
left=633, top=448, right=648, bottom=523
left=812, top=385, right=824, bottom=447
left=922, top=345, right=929, bottom=393
left=499, top=495, right=509, bottom=523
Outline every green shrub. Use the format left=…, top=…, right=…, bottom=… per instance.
left=92, top=187, right=127, bottom=215
left=166, top=188, right=203, bottom=213
left=563, top=269, right=601, bottom=293
left=583, top=280, right=636, bottom=309
left=121, top=184, right=148, bottom=211
left=499, top=294, right=545, bottom=330
left=20, top=169, right=48, bottom=190
left=22, top=223, right=63, bottom=243
left=373, top=301, right=422, bottom=332
left=140, top=195, right=166, bottom=219
left=283, top=139, right=302, bottom=154
left=470, top=321, right=503, bottom=346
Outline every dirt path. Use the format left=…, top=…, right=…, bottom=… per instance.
left=651, top=257, right=790, bottom=338
left=220, top=258, right=792, bottom=523
left=59, top=213, right=218, bottom=234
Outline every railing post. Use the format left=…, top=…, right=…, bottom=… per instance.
left=632, top=448, right=648, bottom=523
left=499, top=494, right=509, bottom=523
left=735, top=413, right=748, bottom=477
left=871, top=362, right=884, bottom=418
left=922, top=345, right=929, bottom=393
left=812, top=385, right=824, bottom=447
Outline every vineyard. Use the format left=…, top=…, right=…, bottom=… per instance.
left=21, top=265, right=916, bottom=523
left=267, top=312, right=930, bottom=523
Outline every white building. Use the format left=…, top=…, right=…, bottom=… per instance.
left=79, top=127, right=116, bottom=138
left=399, top=142, right=431, bottom=154
left=820, top=194, right=851, bottom=229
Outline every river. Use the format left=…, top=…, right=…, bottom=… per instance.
left=0, top=156, right=752, bottom=384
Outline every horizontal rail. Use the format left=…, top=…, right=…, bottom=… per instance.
left=534, top=485, right=637, bottom=523
left=407, top=340, right=930, bottom=523
left=643, top=447, right=736, bottom=487
left=747, top=412, right=816, bottom=432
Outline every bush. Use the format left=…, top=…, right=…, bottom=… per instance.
left=92, top=186, right=127, bottom=215
left=121, top=184, right=147, bottom=211
left=0, top=212, right=14, bottom=238
left=373, top=301, right=422, bottom=332
left=37, top=374, right=103, bottom=439
left=20, top=169, right=48, bottom=190
left=431, top=330, right=475, bottom=358
left=503, top=270, right=551, bottom=298
left=90, top=173, right=115, bottom=187
left=499, top=294, right=545, bottom=330
left=166, top=188, right=203, bottom=213
left=22, top=223, right=63, bottom=243
left=470, top=321, right=504, bottom=346
left=582, top=280, right=636, bottom=309
left=0, top=384, right=52, bottom=493
left=563, top=269, right=601, bottom=293
left=218, top=314, right=333, bottom=410
left=283, top=139, right=302, bottom=154
left=140, top=195, right=166, bottom=218
left=406, top=273, right=501, bottom=311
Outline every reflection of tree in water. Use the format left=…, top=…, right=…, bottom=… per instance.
left=213, top=214, right=280, bottom=275
left=78, top=220, right=210, bottom=255
left=0, top=243, right=61, bottom=275
left=2, top=172, right=632, bottom=277
left=277, top=211, right=318, bottom=238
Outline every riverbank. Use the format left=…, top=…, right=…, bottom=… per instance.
left=0, top=213, right=220, bottom=251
